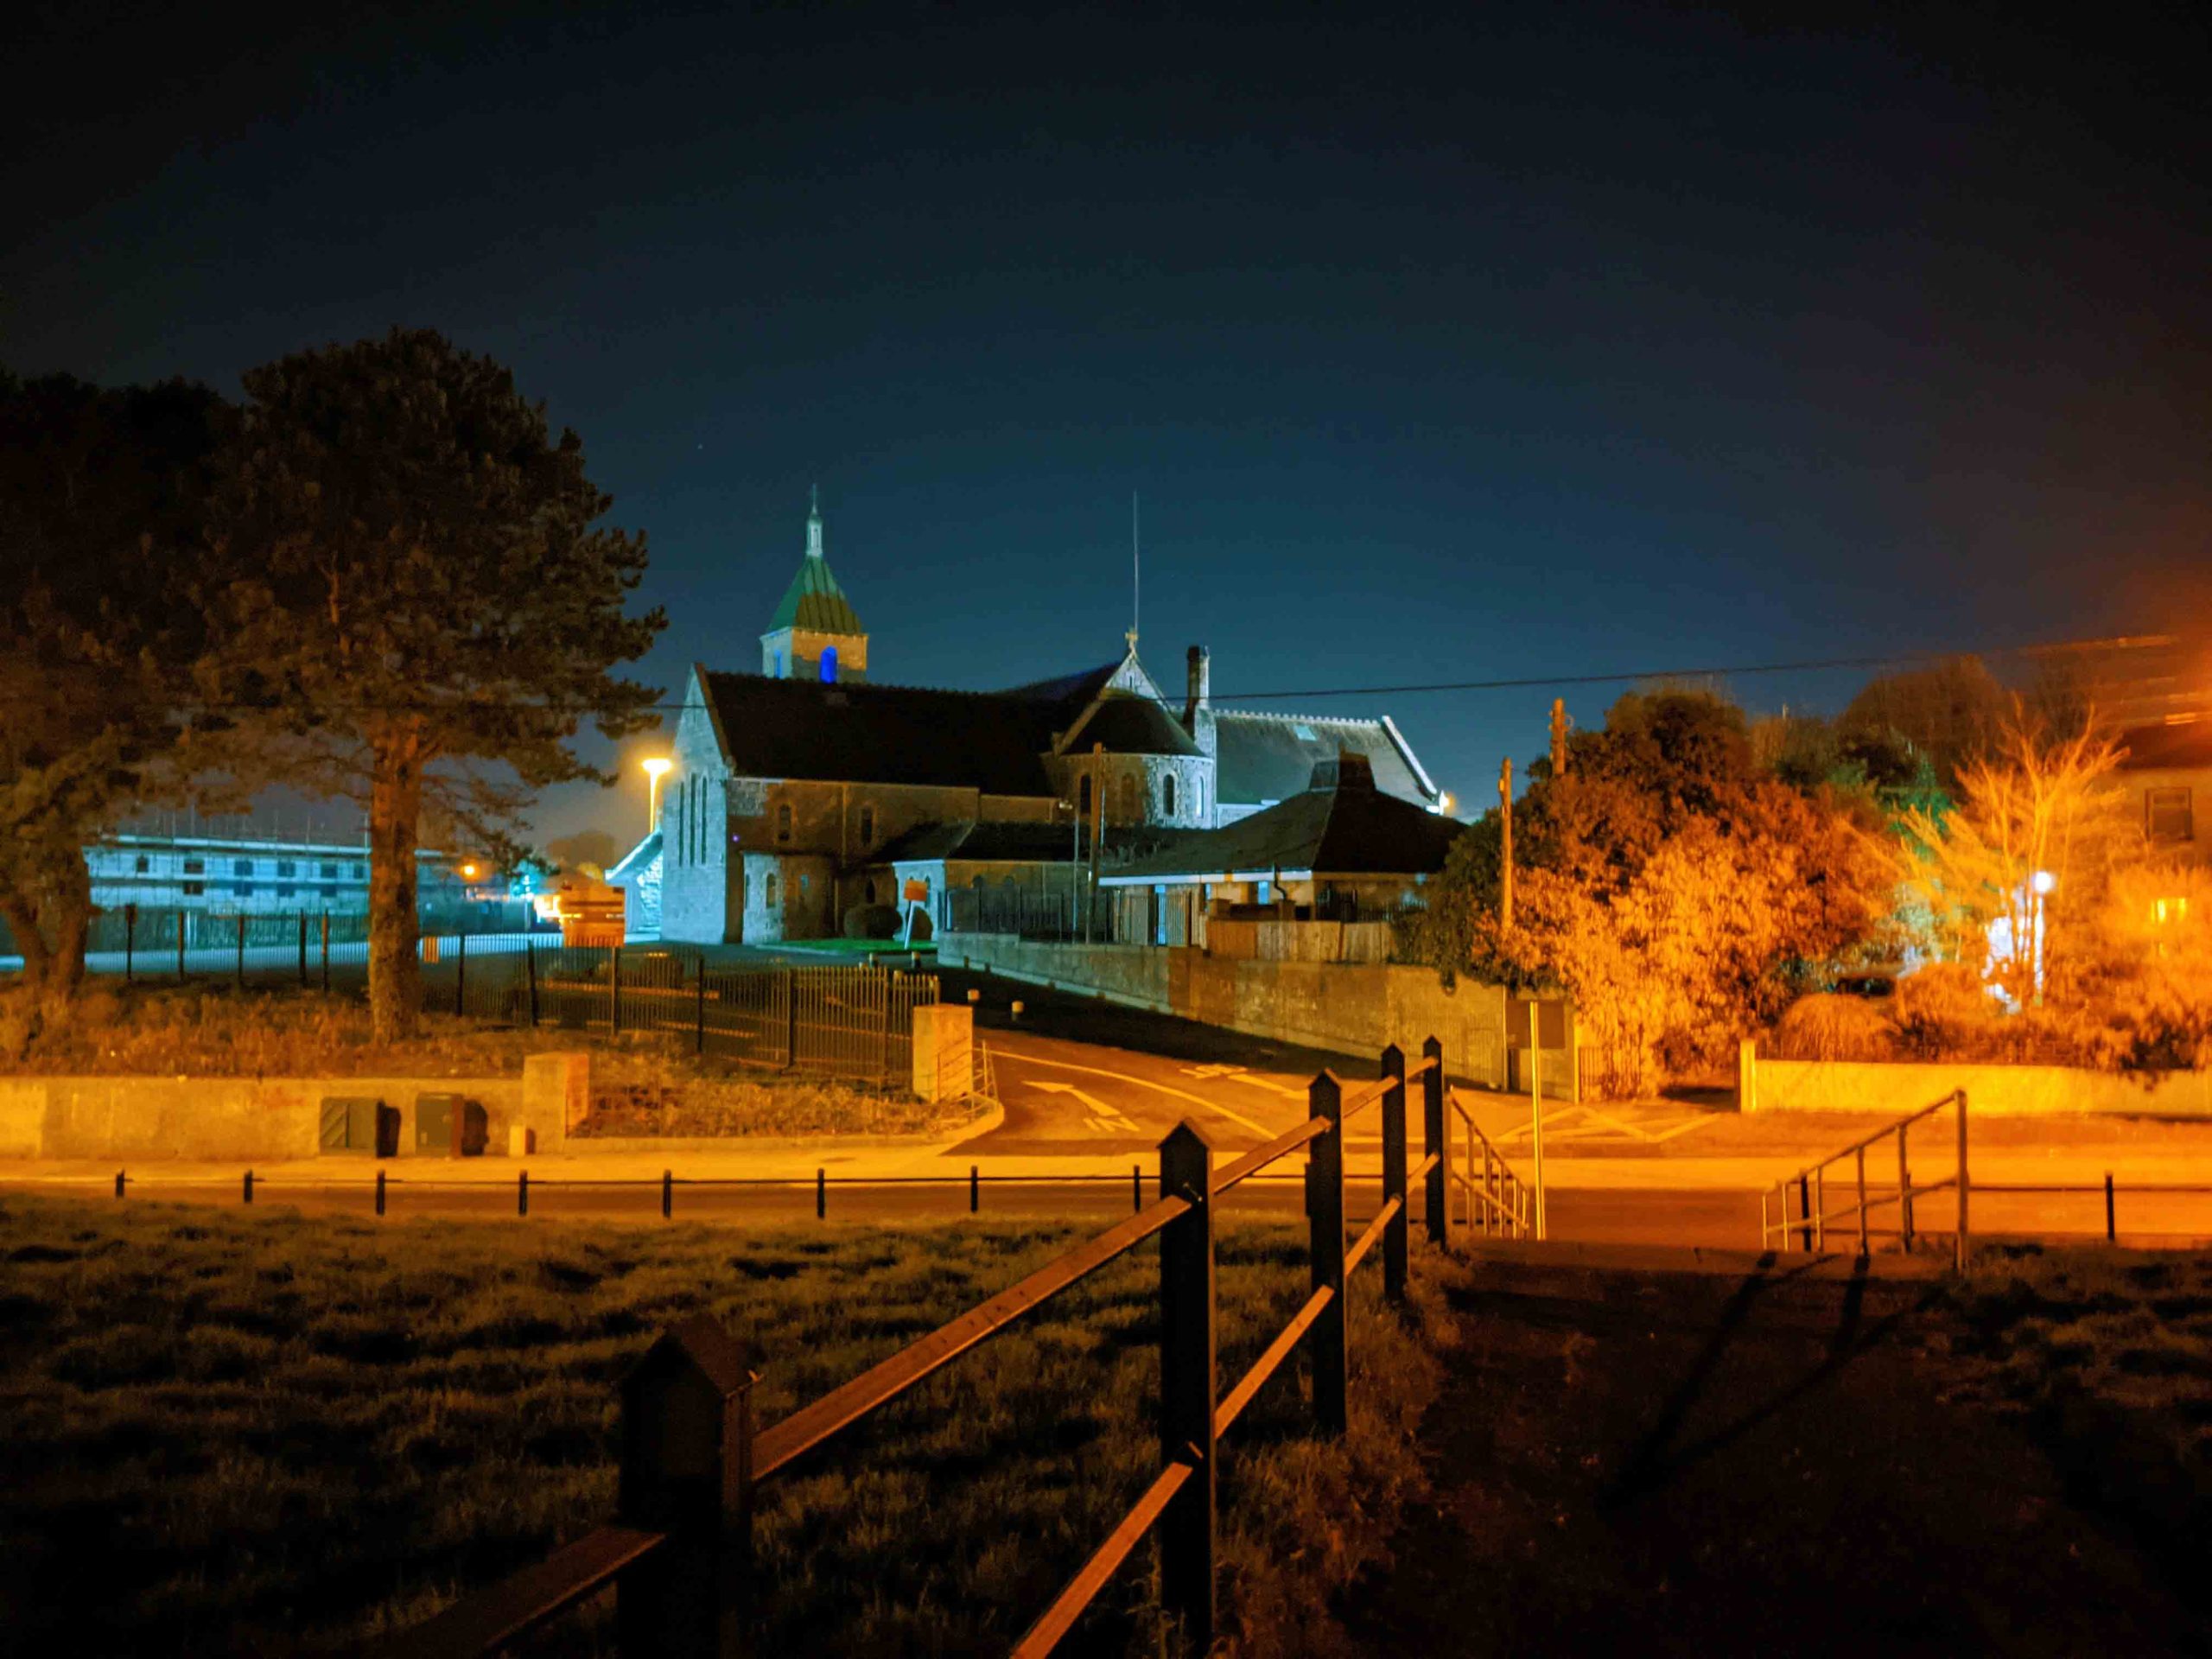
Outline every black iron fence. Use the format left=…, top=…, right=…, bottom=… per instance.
left=945, top=886, right=1122, bottom=942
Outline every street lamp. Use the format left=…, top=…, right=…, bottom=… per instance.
left=642, top=757, right=673, bottom=833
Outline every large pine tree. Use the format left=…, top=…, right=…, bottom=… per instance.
left=204, top=330, right=664, bottom=1039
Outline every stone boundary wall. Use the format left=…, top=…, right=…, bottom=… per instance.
left=941, top=934, right=1540, bottom=1090
left=0, top=1053, right=587, bottom=1160
left=1742, top=1046, right=2212, bottom=1118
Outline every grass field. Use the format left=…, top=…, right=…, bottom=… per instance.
left=0, top=1193, right=1449, bottom=1656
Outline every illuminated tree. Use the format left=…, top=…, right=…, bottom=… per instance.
left=0, top=372, right=227, bottom=1052
left=1895, top=710, right=2133, bottom=1009
left=1837, top=654, right=2007, bottom=788
left=202, top=331, right=664, bottom=1040
left=1408, top=689, right=1888, bottom=1096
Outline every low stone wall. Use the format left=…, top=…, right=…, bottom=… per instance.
left=1744, top=1049, right=2212, bottom=1118
left=0, top=1055, right=585, bottom=1160
left=942, top=934, right=1540, bottom=1090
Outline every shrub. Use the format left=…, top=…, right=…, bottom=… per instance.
left=841, top=903, right=899, bottom=940
left=1771, top=993, right=1896, bottom=1061
left=1892, top=961, right=2002, bottom=1058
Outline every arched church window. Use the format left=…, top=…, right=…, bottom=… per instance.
left=1162, top=773, right=1178, bottom=818
left=820, top=646, right=839, bottom=683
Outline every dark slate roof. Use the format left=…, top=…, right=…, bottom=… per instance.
left=2118, top=719, right=2212, bottom=770
left=876, top=820, right=1080, bottom=863
left=766, top=553, right=863, bottom=634
left=704, top=672, right=1066, bottom=793
left=1066, top=695, right=1203, bottom=757
left=1214, top=710, right=1433, bottom=806
left=1103, top=753, right=1464, bottom=880
left=999, top=661, right=1122, bottom=708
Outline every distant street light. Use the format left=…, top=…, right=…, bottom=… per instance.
left=642, top=756, right=673, bottom=833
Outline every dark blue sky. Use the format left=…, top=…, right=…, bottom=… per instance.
left=6, top=2, right=2206, bottom=844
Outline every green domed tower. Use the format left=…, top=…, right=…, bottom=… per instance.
left=760, top=486, right=868, bottom=683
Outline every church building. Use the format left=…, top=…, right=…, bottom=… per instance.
left=635, top=495, right=1442, bottom=944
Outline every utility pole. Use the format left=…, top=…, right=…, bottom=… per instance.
left=1498, top=757, right=1514, bottom=933
left=1549, top=698, right=1569, bottom=776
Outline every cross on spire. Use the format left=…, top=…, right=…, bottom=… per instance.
left=806, top=482, right=823, bottom=557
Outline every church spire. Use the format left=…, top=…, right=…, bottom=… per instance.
left=806, top=482, right=824, bottom=557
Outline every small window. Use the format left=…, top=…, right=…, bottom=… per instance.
left=766, top=873, right=780, bottom=907
left=2155, top=896, right=2190, bottom=925
left=352, top=863, right=365, bottom=879
left=181, top=880, right=204, bottom=896
left=2147, top=786, right=2194, bottom=842
left=820, top=645, right=840, bottom=683
left=859, top=804, right=874, bottom=845
left=776, top=803, right=793, bottom=843
left=183, top=857, right=205, bottom=874
left=321, top=862, right=338, bottom=879
left=799, top=874, right=810, bottom=895
left=1162, top=773, right=1178, bottom=817
left=133, top=854, right=149, bottom=874
left=276, top=860, right=296, bottom=877
left=232, top=881, right=253, bottom=897
left=1294, top=722, right=1318, bottom=741
left=234, top=859, right=252, bottom=876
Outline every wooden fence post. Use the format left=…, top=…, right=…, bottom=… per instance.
left=816, top=1168, right=826, bottom=1219
left=1421, top=1036, right=1447, bottom=1250
left=1305, top=1071, right=1347, bottom=1437
left=518, top=1169, right=529, bottom=1217
left=969, top=1165, right=980, bottom=1214
left=618, top=1316, right=759, bottom=1659
left=1380, top=1044, right=1408, bottom=1304
left=663, top=1169, right=674, bottom=1221
left=375, top=1168, right=386, bottom=1217
left=2105, top=1171, right=2116, bottom=1243
left=1158, top=1121, right=1218, bottom=1649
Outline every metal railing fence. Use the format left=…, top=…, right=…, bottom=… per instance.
left=1760, top=1089, right=1968, bottom=1267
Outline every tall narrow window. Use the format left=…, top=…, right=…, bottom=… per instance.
left=1162, top=773, right=1178, bottom=818
left=820, top=645, right=840, bottom=683
left=777, top=803, right=793, bottom=843
left=859, top=804, right=874, bottom=846
left=766, top=873, right=779, bottom=908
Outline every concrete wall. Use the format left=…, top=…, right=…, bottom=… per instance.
left=943, top=934, right=1522, bottom=1085
left=0, top=1055, right=588, bottom=1160
left=1747, top=1051, right=2212, bottom=1118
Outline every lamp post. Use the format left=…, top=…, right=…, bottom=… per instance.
left=642, top=757, right=673, bottom=834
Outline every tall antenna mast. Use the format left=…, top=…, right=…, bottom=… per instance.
left=1127, top=489, right=1141, bottom=654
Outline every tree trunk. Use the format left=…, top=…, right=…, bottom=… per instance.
left=368, top=735, right=424, bottom=1043
left=0, top=849, right=92, bottom=1058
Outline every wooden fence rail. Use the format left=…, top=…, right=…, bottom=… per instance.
left=385, top=1035, right=1494, bottom=1658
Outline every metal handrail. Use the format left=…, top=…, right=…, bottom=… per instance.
left=1759, top=1089, right=1967, bottom=1268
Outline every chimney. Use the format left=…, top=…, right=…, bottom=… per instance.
left=1185, top=645, right=1211, bottom=714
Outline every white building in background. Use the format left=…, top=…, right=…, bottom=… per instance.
left=86, top=834, right=470, bottom=918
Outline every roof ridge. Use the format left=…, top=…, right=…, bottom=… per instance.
left=1217, top=708, right=1386, bottom=728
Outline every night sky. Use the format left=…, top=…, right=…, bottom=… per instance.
left=6, top=3, right=2206, bottom=847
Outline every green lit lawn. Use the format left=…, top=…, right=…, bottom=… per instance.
left=0, top=1193, right=1446, bottom=1656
